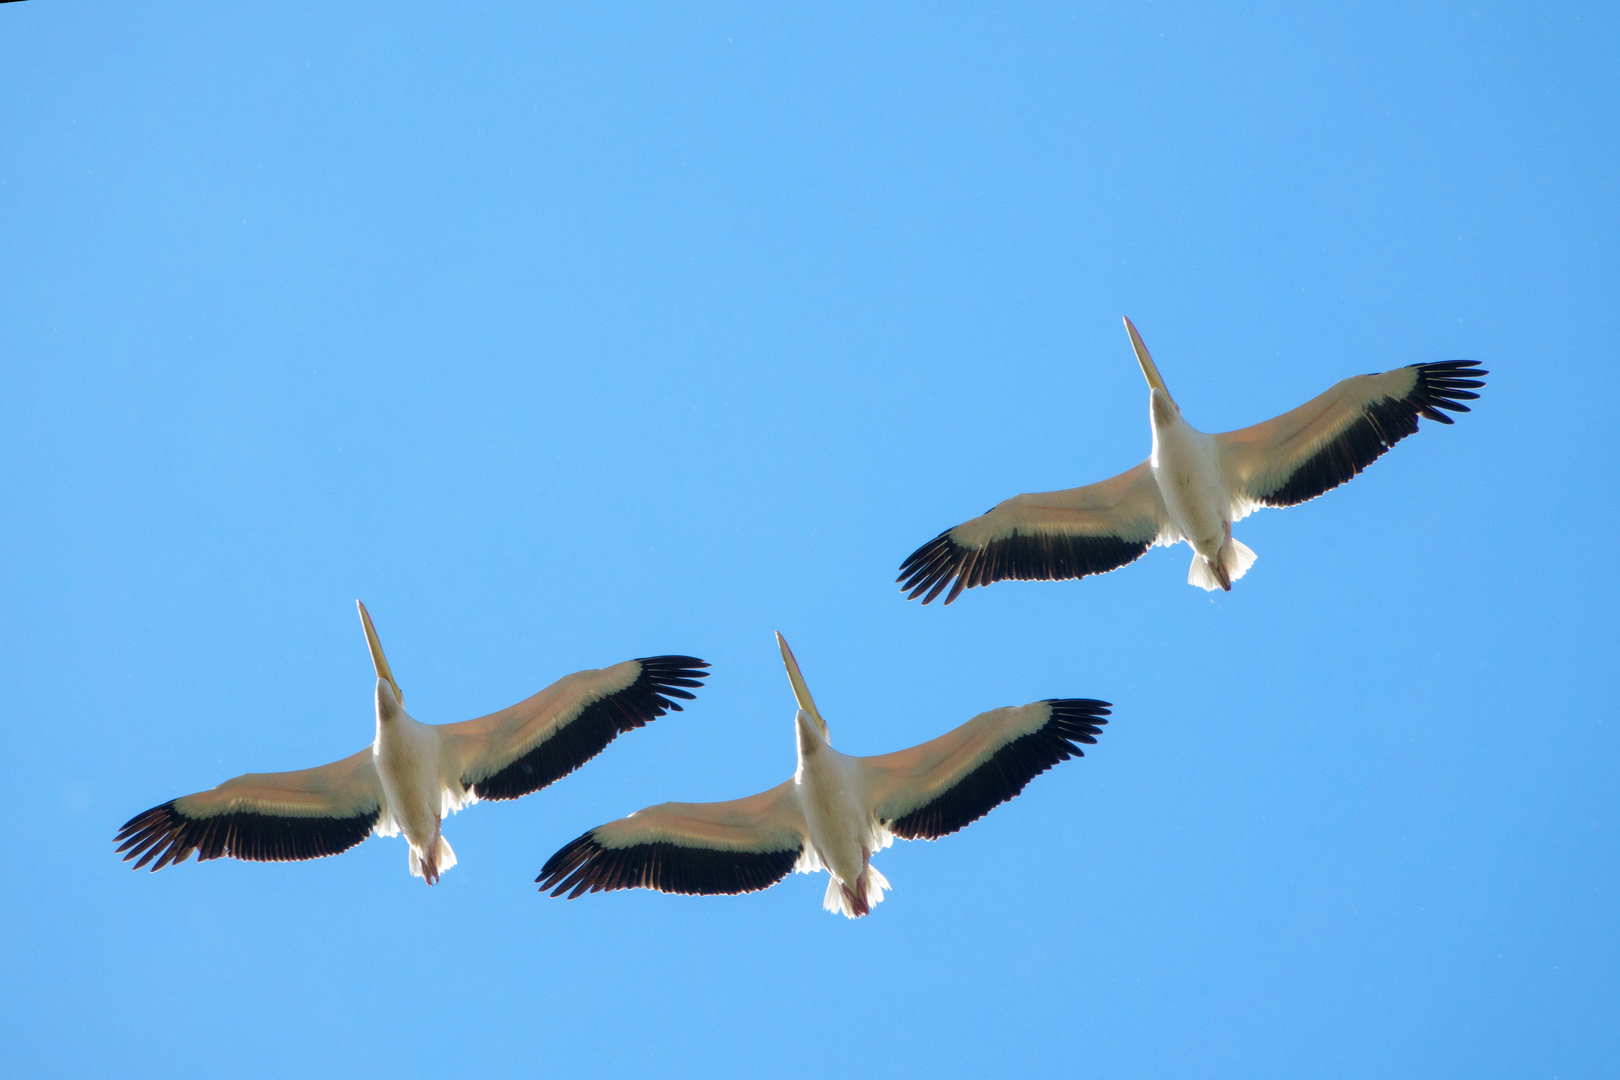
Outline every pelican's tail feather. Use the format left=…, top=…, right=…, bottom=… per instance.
left=1224, top=538, right=1257, bottom=583
left=821, top=865, right=892, bottom=919
left=1188, top=539, right=1257, bottom=592
left=823, top=875, right=854, bottom=917
left=408, top=834, right=458, bottom=882
left=865, top=864, right=891, bottom=909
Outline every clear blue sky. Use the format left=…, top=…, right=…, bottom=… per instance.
left=2, top=3, right=1615, bottom=1077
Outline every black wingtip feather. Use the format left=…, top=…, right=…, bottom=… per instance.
left=1261, top=359, right=1487, bottom=508
left=113, top=800, right=381, bottom=871
left=886, top=698, right=1112, bottom=841
left=898, top=527, right=1152, bottom=606
left=469, top=657, right=711, bottom=801
left=537, top=831, right=802, bottom=899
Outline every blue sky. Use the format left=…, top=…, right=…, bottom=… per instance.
left=2, top=2, right=1615, bottom=1077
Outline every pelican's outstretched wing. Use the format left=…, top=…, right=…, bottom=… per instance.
left=898, top=463, right=1170, bottom=604
left=445, top=656, right=709, bottom=802
left=1217, top=360, right=1486, bottom=516
left=538, top=780, right=807, bottom=899
left=862, top=699, right=1110, bottom=840
left=114, top=746, right=387, bottom=871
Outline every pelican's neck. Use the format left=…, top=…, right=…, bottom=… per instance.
left=1150, top=387, right=1184, bottom=430
left=375, top=678, right=414, bottom=738
left=794, top=708, right=834, bottom=775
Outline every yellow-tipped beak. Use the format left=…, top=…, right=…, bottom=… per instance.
left=1123, top=316, right=1173, bottom=403
left=357, top=600, right=403, bottom=706
left=775, top=632, right=829, bottom=742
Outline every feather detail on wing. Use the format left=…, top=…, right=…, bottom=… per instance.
left=113, top=747, right=387, bottom=871
left=537, top=780, right=807, bottom=898
left=898, top=463, right=1170, bottom=604
left=863, top=699, right=1111, bottom=840
left=1218, top=360, right=1487, bottom=515
left=449, top=656, right=709, bottom=802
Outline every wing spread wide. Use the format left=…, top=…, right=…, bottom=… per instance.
left=114, top=746, right=385, bottom=871
left=899, top=462, right=1168, bottom=604
left=865, top=699, right=1111, bottom=841
left=537, top=781, right=806, bottom=899
left=1219, top=360, right=1486, bottom=512
left=453, top=656, right=710, bottom=802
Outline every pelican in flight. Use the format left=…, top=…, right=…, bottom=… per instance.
left=538, top=633, right=1109, bottom=917
left=114, top=602, right=709, bottom=883
left=899, top=317, right=1487, bottom=601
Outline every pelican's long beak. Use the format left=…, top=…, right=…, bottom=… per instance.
left=1123, top=316, right=1175, bottom=405
left=357, top=600, right=404, bottom=707
left=775, top=632, right=829, bottom=743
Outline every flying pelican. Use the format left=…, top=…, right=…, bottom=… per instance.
left=114, top=602, right=709, bottom=883
left=537, top=633, right=1109, bottom=917
left=898, top=318, right=1487, bottom=601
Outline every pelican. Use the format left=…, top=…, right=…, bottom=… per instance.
left=537, top=633, right=1109, bottom=917
left=114, top=601, right=709, bottom=883
left=899, top=317, right=1487, bottom=601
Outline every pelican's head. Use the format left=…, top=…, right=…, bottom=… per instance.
left=1123, top=316, right=1180, bottom=426
left=376, top=677, right=406, bottom=723
left=794, top=708, right=827, bottom=762
left=776, top=632, right=831, bottom=756
left=358, top=600, right=406, bottom=721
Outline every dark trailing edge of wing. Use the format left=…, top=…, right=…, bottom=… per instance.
left=469, top=656, right=710, bottom=802
left=114, top=801, right=381, bottom=871
left=886, top=699, right=1111, bottom=841
left=1261, top=360, right=1487, bottom=508
left=537, top=833, right=803, bottom=899
left=898, top=528, right=1152, bottom=605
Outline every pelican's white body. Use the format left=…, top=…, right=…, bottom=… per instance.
left=1148, top=389, right=1257, bottom=590
left=793, top=710, right=891, bottom=916
left=373, top=681, right=460, bottom=882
